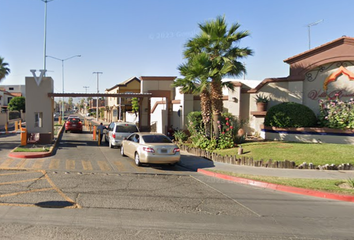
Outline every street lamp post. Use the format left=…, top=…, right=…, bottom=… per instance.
left=93, top=72, right=103, bottom=121
left=307, top=19, right=323, bottom=49
left=40, top=0, right=54, bottom=75
left=47, top=55, right=81, bottom=120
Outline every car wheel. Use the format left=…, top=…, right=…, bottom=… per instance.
left=120, top=146, right=126, bottom=157
left=134, top=153, right=141, bottom=166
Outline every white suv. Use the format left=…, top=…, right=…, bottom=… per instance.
left=105, top=122, right=139, bottom=148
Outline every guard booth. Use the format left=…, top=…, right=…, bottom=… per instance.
left=25, top=73, right=54, bottom=144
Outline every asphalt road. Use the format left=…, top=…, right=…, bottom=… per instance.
left=0, top=128, right=353, bottom=239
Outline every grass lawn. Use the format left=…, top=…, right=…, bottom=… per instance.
left=208, top=169, right=354, bottom=196
left=14, top=145, right=50, bottom=152
left=214, top=141, right=354, bottom=166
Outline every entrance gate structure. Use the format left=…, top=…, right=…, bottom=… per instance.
left=25, top=75, right=153, bottom=144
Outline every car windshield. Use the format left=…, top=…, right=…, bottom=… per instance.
left=115, top=125, right=138, bottom=133
left=142, top=135, right=172, bottom=143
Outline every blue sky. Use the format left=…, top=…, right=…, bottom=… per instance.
left=1, top=0, right=354, bottom=94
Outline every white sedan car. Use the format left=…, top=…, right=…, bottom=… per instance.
left=120, top=132, right=180, bottom=166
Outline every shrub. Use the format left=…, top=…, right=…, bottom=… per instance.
left=264, top=102, right=317, bottom=128
left=187, top=111, right=204, bottom=133
left=173, top=130, right=188, bottom=144
left=186, top=111, right=246, bottom=150
left=318, top=97, right=354, bottom=129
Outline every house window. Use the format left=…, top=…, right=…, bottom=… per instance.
left=7, top=97, right=12, bottom=104
left=9, top=87, right=14, bottom=91
left=34, top=112, right=43, bottom=128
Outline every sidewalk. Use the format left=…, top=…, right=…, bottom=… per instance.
left=178, top=151, right=354, bottom=202
left=179, top=150, right=354, bottom=180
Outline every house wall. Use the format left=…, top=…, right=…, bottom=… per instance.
left=303, top=62, right=354, bottom=114
left=223, top=84, right=242, bottom=117
left=0, top=85, right=26, bottom=109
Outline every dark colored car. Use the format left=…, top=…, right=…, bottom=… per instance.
left=65, top=117, right=83, bottom=133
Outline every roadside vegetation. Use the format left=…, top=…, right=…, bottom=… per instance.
left=208, top=170, right=354, bottom=196
left=14, top=145, right=50, bottom=152
left=214, top=141, right=354, bottom=166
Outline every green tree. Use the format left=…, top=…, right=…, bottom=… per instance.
left=131, top=97, right=139, bottom=116
left=0, top=57, right=10, bottom=82
left=183, top=16, right=253, bottom=138
left=80, top=98, right=85, bottom=111
left=174, top=53, right=212, bottom=137
left=174, top=56, right=236, bottom=138
left=68, top=97, right=73, bottom=110
left=8, top=96, right=25, bottom=112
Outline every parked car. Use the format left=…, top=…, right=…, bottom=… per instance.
left=65, top=117, right=83, bottom=133
left=120, top=132, right=180, bottom=166
left=105, top=122, right=139, bottom=148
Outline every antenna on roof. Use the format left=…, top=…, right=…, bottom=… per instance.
left=307, top=19, right=323, bottom=50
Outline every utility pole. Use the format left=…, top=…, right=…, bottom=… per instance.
left=93, top=72, right=103, bottom=121
left=83, top=86, right=89, bottom=93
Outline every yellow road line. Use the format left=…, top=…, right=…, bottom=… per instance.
left=129, top=161, right=146, bottom=172
left=66, top=160, right=75, bottom=170
left=43, top=170, right=81, bottom=208
left=14, top=159, right=27, bottom=169
left=113, top=161, right=126, bottom=171
left=97, top=161, right=112, bottom=171
left=32, top=159, right=45, bottom=169
left=0, top=170, right=38, bottom=176
left=0, top=187, right=54, bottom=198
left=0, top=203, right=37, bottom=207
left=49, top=159, right=60, bottom=169
left=0, top=178, right=43, bottom=185
left=82, top=160, right=93, bottom=171
left=0, top=159, right=13, bottom=168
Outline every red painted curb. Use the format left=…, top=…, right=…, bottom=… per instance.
left=8, top=151, right=52, bottom=159
left=197, top=169, right=354, bottom=203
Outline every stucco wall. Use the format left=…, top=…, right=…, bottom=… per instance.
left=303, top=62, right=354, bottom=115
left=25, top=77, right=54, bottom=135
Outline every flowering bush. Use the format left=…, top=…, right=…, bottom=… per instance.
left=318, top=96, right=354, bottom=129
left=186, top=112, right=246, bottom=150
left=217, top=117, right=234, bottom=149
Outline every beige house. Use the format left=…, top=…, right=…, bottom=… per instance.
left=0, top=85, right=25, bottom=112
left=105, top=77, right=141, bottom=122
left=103, top=37, right=354, bottom=141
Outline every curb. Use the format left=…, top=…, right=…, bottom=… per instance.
left=7, top=125, right=65, bottom=159
left=8, top=151, right=53, bottom=159
left=197, top=169, right=354, bottom=203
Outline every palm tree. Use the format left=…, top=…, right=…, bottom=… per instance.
left=183, top=16, right=253, bottom=138
left=0, top=57, right=10, bottom=82
left=174, top=52, right=236, bottom=138
left=174, top=53, right=213, bottom=136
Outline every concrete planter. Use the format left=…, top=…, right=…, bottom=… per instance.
left=261, top=125, right=354, bottom=144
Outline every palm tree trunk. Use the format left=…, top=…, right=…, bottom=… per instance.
left=200, top=90, right=212, bottom=138
left=210, top=79, right=223, bottom=139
